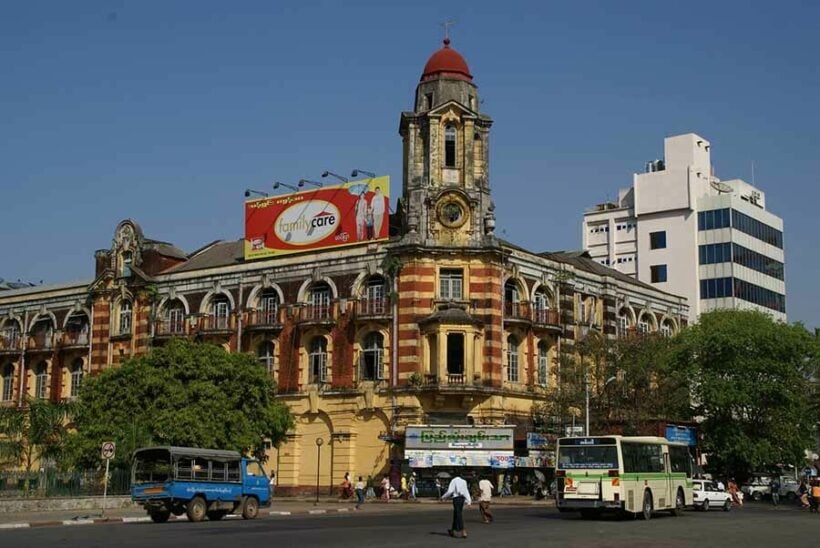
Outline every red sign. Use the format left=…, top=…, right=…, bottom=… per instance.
left=244, top=177, right=390, bottom=260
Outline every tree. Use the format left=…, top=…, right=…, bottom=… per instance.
left=670, top=310, right=817, bottom=481
left=0, top=397, right=73, bottom=474
left=66, top=339, right=293, bottom=469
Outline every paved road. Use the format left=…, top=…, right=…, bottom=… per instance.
left=2, top=503, right=817, bottom=548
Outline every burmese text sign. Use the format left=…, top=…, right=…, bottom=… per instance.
left=244, top=176, right=390, bottom=260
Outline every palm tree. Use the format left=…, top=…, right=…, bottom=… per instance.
left=0, top=397, right=73, bottom=483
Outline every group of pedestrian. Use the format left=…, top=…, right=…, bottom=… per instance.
left=798, top=478, right=820, bottom=512
left=440, top=473, right=496, bottom=539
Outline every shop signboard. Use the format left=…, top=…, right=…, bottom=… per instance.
left=244, top=176, right=390, bottom=260
left=665, top=424, right=697, bottom=446
left=526, top=432, right=551, bottom=450
left=405, top=450, right=515, bottom=469
left=405, top=425, right=515, bottom=451
left=515, top=453, right=555, bottom=468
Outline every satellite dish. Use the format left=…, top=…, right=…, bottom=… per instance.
left=710, top=180, right=734, bottom=194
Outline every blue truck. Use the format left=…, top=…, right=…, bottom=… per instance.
left=131, top=446, right=270, bottom=523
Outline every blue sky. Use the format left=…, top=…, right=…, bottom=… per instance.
left=1, top=1, right=818, bottom=327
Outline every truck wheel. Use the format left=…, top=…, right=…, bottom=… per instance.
left=671, top=489, right=685, bottom=516
left=785, top=492, right=796, bottom=501
left=187, top=496, right=207, bottom=522
left=723, top=500, right=731, bottom=512
left=702, top=499, right=710, bottom=512
left=752, top=491, right=762, bottom=502
left=641, top=491, right=653, bottom=520
left=149, top=509, right=171, bottom=523
left=242, top=497, right=259, bottom=520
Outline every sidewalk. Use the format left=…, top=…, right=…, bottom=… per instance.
left=0, top=496, right=551, bottom=530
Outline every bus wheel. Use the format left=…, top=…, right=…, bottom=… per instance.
left=149, top=509, right=170, bottom=523
left=671, top=489, right=685, bottom=517
left=186, top=496, right=207, bottom=522
left=207, top=510, right=227, bottom=521
left=242, top=497, right=259, bottom=520
left=641, top=491, right=653, bottom=520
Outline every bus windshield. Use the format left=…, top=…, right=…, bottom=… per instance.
left=557, top=445, right=618, bottom=470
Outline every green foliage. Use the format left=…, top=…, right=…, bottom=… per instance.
left=0, top=397, right=73, bottom=473
left=66, top=339, right=293, bottom=469
left=671, top=310, right=817, bottom=480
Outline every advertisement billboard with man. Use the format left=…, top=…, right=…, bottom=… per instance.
left=244, top=176, right=390, bottom=260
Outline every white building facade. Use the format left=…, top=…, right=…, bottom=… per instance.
left=583, top=133, right=785, bottom=322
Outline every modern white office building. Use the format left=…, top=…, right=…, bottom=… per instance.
left=582, top=133, right=786, bottom=323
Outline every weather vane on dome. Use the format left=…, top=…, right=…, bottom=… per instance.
left=440, top=19, right=456, bottom=43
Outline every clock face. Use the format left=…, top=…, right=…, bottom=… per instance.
left=437, top=196, right=468, bottom=228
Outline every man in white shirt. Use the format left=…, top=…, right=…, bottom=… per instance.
left=478, top=477, right=494, bottom=523
left=441, top=474, right=472, bottom=538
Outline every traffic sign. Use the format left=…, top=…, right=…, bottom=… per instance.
left=101, top=441, right=116, bottom=460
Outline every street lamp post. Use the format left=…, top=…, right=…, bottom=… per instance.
left=315, top=437, right=324, bottom=505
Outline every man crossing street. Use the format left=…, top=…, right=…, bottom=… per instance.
left=441, top=473, right=472, bottom=539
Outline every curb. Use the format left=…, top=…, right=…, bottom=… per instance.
left=1, top=501, right=548, bottom=531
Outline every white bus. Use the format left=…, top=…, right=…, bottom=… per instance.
left=555, top=435, right=693, bottom=520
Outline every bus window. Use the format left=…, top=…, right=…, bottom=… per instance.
left=621, top=443, right=664, bottom=473
left=557, top=445, right=618, bottom=469
left=669, top=445, right=693, bottom=477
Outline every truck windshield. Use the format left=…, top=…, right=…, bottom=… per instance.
left=557, top=445, right=618, bottom=470
left=133, top=451, right=172, bottom=484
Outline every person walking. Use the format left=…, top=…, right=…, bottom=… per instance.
left=400, top=474, right=408, bottom=499
left=478, top=476, right=494, bottom=524
left=441, top=474, right=472, bottom=539
left=268, top=470, right=276, bottom=499
left=435, top=477, right=442, bottom=499
left=409, top=473, right=417, bottom=500
left=380, top=476, right=391, bottom=502
left=355, top=476, right=365, bottom=510
left=770, top=477, right=781, bottom=506
left=366, top=475, right=376, bottom=500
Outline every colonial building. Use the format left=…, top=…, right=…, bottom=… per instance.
left=0, top=39, right=688, bottom=491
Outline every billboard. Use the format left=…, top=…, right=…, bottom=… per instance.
left=404, top=425, right=515, bottom=451
left=244, top=176, right=390, bottom=260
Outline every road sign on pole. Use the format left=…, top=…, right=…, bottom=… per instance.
left=100, top=441, right=116, bottom=517
left=101, top=441, right=116, bottom=460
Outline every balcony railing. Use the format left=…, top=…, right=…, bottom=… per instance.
left=153, top=319, right=188, bottom=338
left=0, top=334, right=22, bottom=353
left=503, top=301, right=531, bottom=322
left=199, top=315, right=235, bottom=333
left=532, top=308, right=561, bottom=328
left=245, top=308, right=283, bottom=329
left=27, top=332, right=54, bottom=350
left=61, top=329, right=90, bottom=347
left=423, top=372, right=468, bottom=386
left=355, top=298, right=390, bottom=318
left=296, top=304, right=335, bottom=323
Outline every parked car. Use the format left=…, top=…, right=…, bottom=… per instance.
left=741, top=475, right=800, bottom=501
left=692, top=479, right=732, bottom=511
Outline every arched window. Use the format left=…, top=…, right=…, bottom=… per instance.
left=70, top=359, right=83, bottom=398
left=65, top=313, right=89, bottom=344
left=444, top=125, right=456, bottom=168
left=506, top=335, right=519, bottom=383
left=259, top=289, right=280, bottom=325
left=308, top=282, right=331, bottom=320
left=308, top=337, right=328, bottom=384
left=35, top=361, right=49, bottom=399
left=165, top=300, right=186, bottom=334
left=1, top=320, right=21, bottom=351
left=637, top=313, right=650, bottom=334
left=1, top=364, right=14, bottom=402
left=538, top=341, right=550, bottom=387
left=119, top=300, right=132, bottom=335
left=617, top=307, right=631, bottom=336
left=210, top=295, right=231, bottom=329
left=504, top=281, right=520, bottom=318
left=360, top=332, right=384, bottom=381
left=533, top=288, right=551, bottom=324
left=660, top=320, right=674, bottom=338
left=257, top=341, right=275, bottom=375
left=362, top=276, right=386, bottom=315
left=121, top=252, right=133, bottom=278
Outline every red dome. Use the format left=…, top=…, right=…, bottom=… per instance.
left=421, top=38, right=473, bottom=82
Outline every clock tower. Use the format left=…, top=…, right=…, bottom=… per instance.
left=399, top=38, right=496, bottom=248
